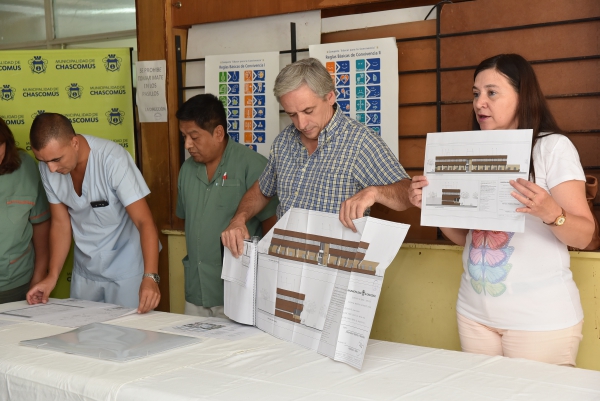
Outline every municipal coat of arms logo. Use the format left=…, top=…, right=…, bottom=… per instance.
left=106, top=108, right=125, bottom=125
left=28, top=56, right=48, bottom=74
left=31, top=110, right=46, bottom=119
left=1, top=85, right=16, bottom=101
left=103, top=54, right=122, bottom=72
left=66, top=83, right=83, bottom=99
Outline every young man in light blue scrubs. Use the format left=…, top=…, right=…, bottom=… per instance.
left=26, top=113, right=160, bottom=313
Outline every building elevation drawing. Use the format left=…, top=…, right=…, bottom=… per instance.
left=421, top=130, right=533, bottom=232
left=223, top=208, right=409, bottom=369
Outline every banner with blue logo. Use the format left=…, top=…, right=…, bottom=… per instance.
left=0, top=48, right=135, bottom=160
left=0, top=48, right=134, bottom=299
left=205, top=52, right=279, bottom=158
left=309, top=39, right=399, bottom=158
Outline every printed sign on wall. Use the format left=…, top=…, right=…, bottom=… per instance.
left=309, top=38, right=399, bottom=158
left=204, top=52, right=279, bottom=157
left=0, top=48, right=135, bottom=159
left=0, top=48, right=135, bottom=299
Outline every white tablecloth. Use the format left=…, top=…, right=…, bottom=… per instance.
left=1, top=301, right=599, bottom=401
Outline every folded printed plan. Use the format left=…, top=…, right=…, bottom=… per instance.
left=223, top=208, right=409, bottom=369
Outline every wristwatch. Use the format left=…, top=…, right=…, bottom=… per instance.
left=143, top=273, right=160, bottom=283
left=543, top=208, right=566, bottom=226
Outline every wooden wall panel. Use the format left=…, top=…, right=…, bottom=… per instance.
left=398, top=105, right=436, bottom=134
left=322, top=19, right=436, bottom=43
left=549, top=98, right=600, bottom=132
left=441, top=70, right=474, bottom=102
left=441, top=0, right=600, bottom=34
left=399, top=73, right=436, bottom=104
left=399, top=138, right=426, bottom=167
left=172, top=0, right=399, bottom=27
left=441, top=22, right=600, bottom=68
left=565, top=133, right=600, bottom=168
left=136, top=0, right=172, bottom=311
left=441, top=104, right=472, bottom=132
left=397, top=39, right=436, bottom=71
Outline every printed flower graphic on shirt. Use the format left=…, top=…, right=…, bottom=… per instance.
left=468, top=230, right=514, bottom=297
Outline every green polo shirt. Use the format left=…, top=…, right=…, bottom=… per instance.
left=0, top=151, right=50, bottom=292
left=176, top=139, right=278, bottom=307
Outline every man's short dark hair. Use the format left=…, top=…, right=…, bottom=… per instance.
left=30, top=112, right=76, bottom=151
left=176, top=94, right=228, bottom=136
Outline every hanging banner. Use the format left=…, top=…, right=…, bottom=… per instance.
left=0, top=48, right=135, bottom=299
left=204, top=51, right=279, bottom=158
left=0, top=48, right=135, bottom=159
left=309, top=38, right=399, bottom=158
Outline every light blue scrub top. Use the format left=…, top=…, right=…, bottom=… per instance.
left=39, top=135, right=150, bottom=282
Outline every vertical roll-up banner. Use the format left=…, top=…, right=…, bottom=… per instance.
left=0, top=48, right=135, bottom=298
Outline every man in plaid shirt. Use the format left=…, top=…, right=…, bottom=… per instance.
left=222, top=58, right=411, bottom=257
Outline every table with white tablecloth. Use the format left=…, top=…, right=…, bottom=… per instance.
left=0, top=301, right=599, bottom=401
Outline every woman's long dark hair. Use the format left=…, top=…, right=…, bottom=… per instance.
left=471, top=54, right=562, bottom=182
left=0, top=117, right=22, bottom=175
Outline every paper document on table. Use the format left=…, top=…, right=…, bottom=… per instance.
left=160, top=317, right=261, bottom=341
left=0, top=298, right=136, bottom=328
left=421, top=129, right=533, bottom=232
left=224, top=208, right=409, bottom=369
left=21, top=322, right=201, bottom=362
left=222, top=239, right=258, bottom=325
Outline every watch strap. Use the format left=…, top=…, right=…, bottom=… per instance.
left=543, top=208, right=566, bottom=226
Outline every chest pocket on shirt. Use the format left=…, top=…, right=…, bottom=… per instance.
left=6, top=196, right=35, bottom=226
left=218, top=178, right=241, bottom=214
left=91, top=202, right=121, bottom=227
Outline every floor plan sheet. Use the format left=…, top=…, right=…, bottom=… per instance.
left=421, top=130, right=533, bottom=232
left=224, top=208, right=409, bottom=369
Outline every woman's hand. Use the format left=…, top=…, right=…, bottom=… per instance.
left=409, top=175, right=429, bottom=209
left=510, top=178, right=562, bottom=224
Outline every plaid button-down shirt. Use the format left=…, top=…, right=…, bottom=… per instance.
left=259, top=106, right=409, bottom=219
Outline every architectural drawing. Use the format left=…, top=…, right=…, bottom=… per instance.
left=421, top=130, right=533, bottom=232
left=223, top=208, right=409, bottom=370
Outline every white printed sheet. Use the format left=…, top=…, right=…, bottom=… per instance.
left=421, top=130, right=533, bottom=232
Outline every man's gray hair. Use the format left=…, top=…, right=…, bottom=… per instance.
left=273, top=58, right=335, bottom=101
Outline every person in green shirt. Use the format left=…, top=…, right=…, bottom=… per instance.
left=176, top=94, right=278, bottom=317
left=0, top=117, right=50, bottom=304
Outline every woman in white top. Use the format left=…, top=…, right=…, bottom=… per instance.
left=409, top=54, right=595, bottom=366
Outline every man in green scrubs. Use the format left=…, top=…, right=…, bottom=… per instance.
left=176, top=94, right=277, bottom=317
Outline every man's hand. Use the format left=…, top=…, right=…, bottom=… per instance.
left=339, top=187, right=378, bottom=232
left=138, top=278, right=160, bottom=314
left=26, top=276, right=58, bottom=305
left=221, top=217, right=250, bottom=258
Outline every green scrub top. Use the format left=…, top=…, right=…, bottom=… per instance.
left=176, top=139, right=278, bottom=307
left=0, top=151, right=50, bottom=292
